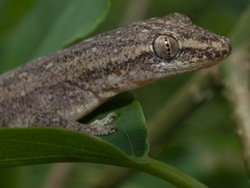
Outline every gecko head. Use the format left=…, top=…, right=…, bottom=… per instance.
left=145, top=13, right=232, bottom=78
left=98, top=13, right=231, bottom=91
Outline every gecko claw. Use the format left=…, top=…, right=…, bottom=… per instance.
left=87, top=112, right=118, bottom=136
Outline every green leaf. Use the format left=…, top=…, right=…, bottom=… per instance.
left=0, top=93, right=208, bottom=188
left=1, top=0, right=110, bottom=71
left=0, top=93, right=149, bottom=167
left=83, top=93, right=149, bottom=158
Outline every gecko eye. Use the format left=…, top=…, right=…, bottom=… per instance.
left=152, top=35, right=180, bottom=60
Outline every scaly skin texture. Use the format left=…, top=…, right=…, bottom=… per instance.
left=0, top=13, right=232, bottom=135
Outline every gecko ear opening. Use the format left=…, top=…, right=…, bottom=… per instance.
left=152, top=35, right=180, bottom=61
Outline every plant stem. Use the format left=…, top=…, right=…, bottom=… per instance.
left=130, top=158, right=208, bottom=188
left=222, top=5, right=250, bottom=176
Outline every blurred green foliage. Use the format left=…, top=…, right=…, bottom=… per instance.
left=0, top=0, right=249, bottom=187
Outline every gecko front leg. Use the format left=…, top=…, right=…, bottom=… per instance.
left=29, top=89, right=117, bottom=136
left=31, top=112, right=117, bottom=136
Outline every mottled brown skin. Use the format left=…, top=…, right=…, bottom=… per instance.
left=0, top=13, right=231, bottom=135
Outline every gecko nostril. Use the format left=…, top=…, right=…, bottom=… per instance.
left=222, top=49, right=228, bottom=56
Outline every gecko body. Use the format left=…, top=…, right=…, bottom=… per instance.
left=0, top=13, right=231, bottom=135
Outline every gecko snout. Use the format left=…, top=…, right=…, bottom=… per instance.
left=222, top=37, right=232, bottom=58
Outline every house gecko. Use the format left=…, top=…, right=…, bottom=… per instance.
left=0, top=13, right=232, bottom=136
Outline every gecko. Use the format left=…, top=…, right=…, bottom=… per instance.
left=0, top=13, right=232, bottom=136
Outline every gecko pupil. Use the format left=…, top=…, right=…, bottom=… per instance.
left=153, top=35, right=180, bottom=61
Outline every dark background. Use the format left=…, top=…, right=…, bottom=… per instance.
left=0, top=0, right=249, bottom=187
